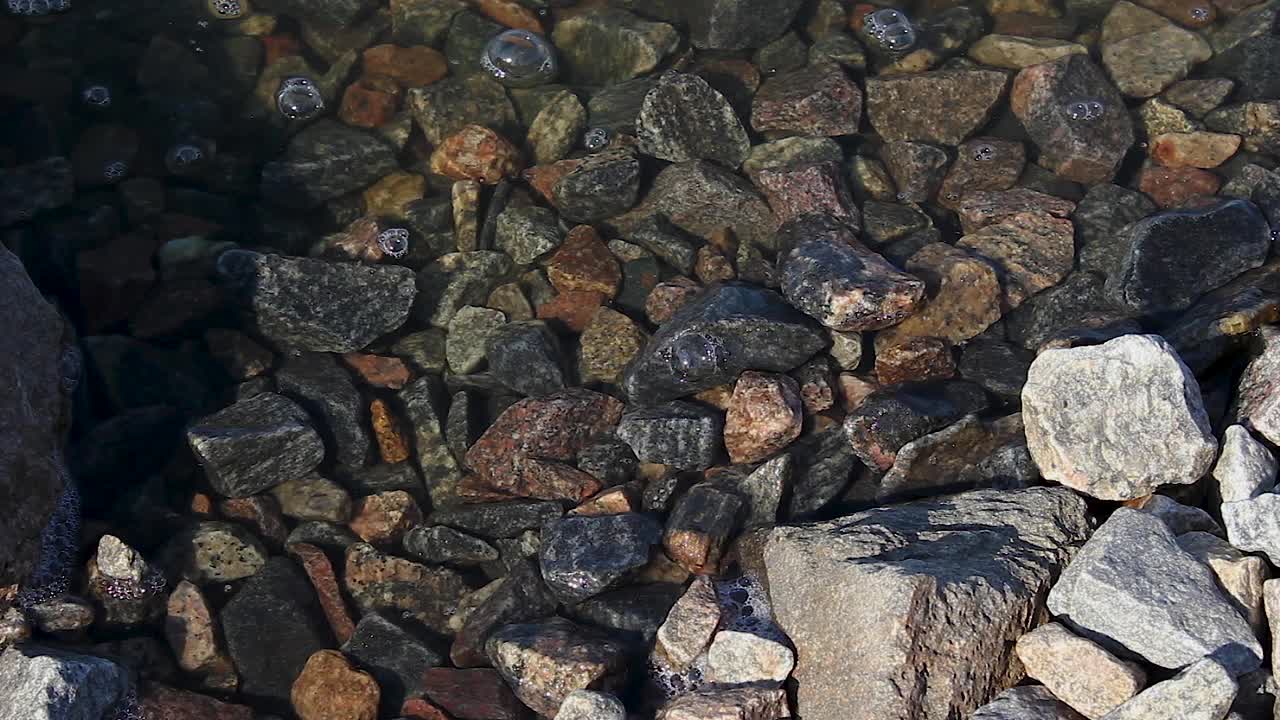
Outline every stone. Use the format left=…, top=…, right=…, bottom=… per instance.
left=866, top=69, right=1008, bottom=146
left=1214, top=425, right=1277, bottom=502
left=370, top=398, right=412, bottom=464
left=415, top=252, right=513, bottom=329
left=654, top=576, right=720, bottom=670
left=342, top=614, right=443, bottom=716
left=164, top=581, right=237, bottom=689
left=1131, top=494, right=1222, bottom=536
left=1223, top=493, right=1280, bottom=566
left=1137, top=165, right=1223, bottom=209
left=552, top=149, right=642, bottom=224
left=1206, top=101, right=1280, bottom=156
left=451, top=559, right=559, bottom=667
left=349, top=490, right=421, bottom=545
left=553, top=8, right=679, bottom=86
left=1049, top=508, right=1262, bottom=675
left=539, top=513, right=662, bottom=603
left=407, top=74, right=518, bottom=147
left=547, top=226, right=620, bottom=298
left=555, top=690, right=626, bottom=720
left=580, top=308, right=648, bottom=387
left=431, top=125, right=522, bottom=185
left=707, top=630, right=795, bottom=686
left=957, top=189, right=1077, bottom=235
left=665, top=482, right=745, bottom=573
left=138, top=684, right=255, bottom=720
left=186, top=392, right=324, bottom=498
left=275, top=354, right=370, bottom=473
left=162, top=521, right=269, bottom=584
left=447, top=306, right=506, bottom=374
left=1016, top=622, right=1147, bottom=719
left=875, top=336, right=955, bottom=385
left=290, top=650, right=379, bottom=720
left=844, top=380, right=989, bottom=472
left=687, top=0, right=805, bottom=50
left=754, top=160, right=860, bottom=230
left=487, top=321, right=567, bottom=398
left=882, top=141, right=948, bottom=203
left=874, top=243, right=1003, bottom=352
left=938, top=138, right=1027, bottom=209
left=763, top=487, right=1092, bottom=720
left=1073, top=184, right=1157, bottom=278
left=403, top=525, right=498, bottom=566
left=420, top=667, right=527, bottom=720
left=972, top=686, right=1089, bottom=720
left=1234, top=325, right=1280, bottom=445
left=778, top=219, right=926, bottom=332
left=1177, top=531, right=1270, bottom=634
left=287, top=542, right=356, bottom=646
left=340, top=75, right=400, bottom=129
left=624, top=214, right=699, bottom=275
left=957, top=211, right=1076, bottom=309
left=639, top=73, right=750, bottom=168
left=431, top=502, right=564, bottom=542
left=220, top=557, right=333, bottom=705
left=750, top=62, right=863, bottom=137
left=1011, top=55, right=1135, bottom=183
left=362, top=44, right=447, bottom=88
left=1107, top=199, right=1271, bottom=313
left=641, top=160, right=778, bottom=251
left=1101, top=18, right=1212, bottom=98
left=723, top=372, right=803, bottom=464
left=261, top=122, right=398, bottom=209
left=874, top=414, right=1035, bottom=504
left=0, top=645, right=131, bottom=720
left=271, top=475, right=352, bottom=524
left=399, top=378, right=464, bottom=506
left=617, top=402, right=724, bottom=471
left=657, top=687, right=790, bottom=720
left=342, top=543, right=472, bottom=635
left=968, top=34, right=1088, bottom=68
left=1151, top=132, right=1242, bottom=168
left=486, top=617, right=629, bottom=717
left=1022, top=334, right=1217, bottom=501
left=526, top=91, right=587, bottom=167
left=1100, top=658, right=1236, bottom=720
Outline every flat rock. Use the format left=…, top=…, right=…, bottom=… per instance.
left=1021, top=334, right=1217, bottom=501
left=1100, top=658, right=1236, bottom=720
left=639, top=73, right=750, bottom=168
left=341, top=613, right=443, bottom=716
left=553, top=8, right=679, bottom=86
left=1101, top=18, right=1212, bottom=98
left=762, top=487, right=1091, bottom=720
left=276, top=353, right=370, bottom=473
left=1176, top=531, right=1270, bottom=635
left=1222, top=493, right=1280, bottom=566
left=1016, top=622, right=1147, bottom=719
left=866, top=69, right=1009, bottom=146
left=186, top=393, right=325, bottom=498
left=657, top=687, right=790, bottom=720
left=751, top=62, right=863, bottom=137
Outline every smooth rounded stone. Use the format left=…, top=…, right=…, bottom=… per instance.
left=446, top=306, right=506, bottom=375
left=527, top=91, right=587, bottom=167
left=1101, top=658, right=1236, bottom=720
left=1214, top=425, right=1278, bottom=503
left=686, top=0, right=804, bottom=50
left=260, top=122, right=397, bottom=210
left=763, top=487, right=1090, bottom=720
left=967, top=34, right=1088, bottom=69
left=163, top=521, right=269, bottom=584
left=654, top=576, right=720, bottom=669
left=749, top=61, right=863, bottom=138
left=486, top=320, right=567, bottom=397
left=882, top=141, right=948, bottom=203
left=555, top=690, right=626, bottom=720
left=1101, top=20, right=1212, bottom=98
left=638, top=73, right=750, bottom=168
left=1106, top=199, right=1271, bottom=313
left=1011, top=55, right=1134, bottom=184
left=1073, top=184, right=1157, bottom=278
left=617, top=402, right=724, bottom=471
left=343, top=543, right=472, bottom=635
left=1176, top=531, right=1270, bottom=634
left=403, top=525, right=499, bottom=566
left=407, top=74, right=519, bottom=147
left=552, top=148, right=643, bottom=224
left=1021, top=334, right=1217, bottom=501
left=539, top=513, right=662, bottom=603
left=1150, top=132, right=1242, bottom=169
left=957, top=210, right=1075, bottom=309
left=706, top=630, right=795, bottom=686
left=778, top=219, right=924, bottom=332
left=1048, top=508, right=1263, bottom=676
left=1016, top=622, right=1147, bottom=719
left=270, top=474, right=352, bottom=523
left=0, top=645, right=132, bottom=720
left=551, top=8, right=678, bottom=86
left=865, top=69, right=1008, bottom=146
left=622, top=283, right=826, bottom=404
left=874, top=243, right=1003, bottom=352
left=186, top=392, right=324, bottom=498
left=290, top=650, right=379, bottom=720
left=972, top=686, right=1089, bottom=720
left=486, top=617, right=630, bottom=717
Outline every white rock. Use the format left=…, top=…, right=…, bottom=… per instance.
left=707, top=630, right=795, bottom=685
left=1222, top=494, right=1280, bottom=565
left=555, top=690, right=626, bottom=720
left=1214, top=425, right=1277, bottom=503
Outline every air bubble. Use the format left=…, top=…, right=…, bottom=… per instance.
left=208, top=0, right=243, bottom=17
left=665, top=332, right=726, bottom=383
left=276, top=76, right=324, bottom=121
left=377, top=228, right=410, bottom=258
left=102, top=160, right=129, bottom=182
left=583, top=126, right=611, bottom=152
left=864, top=8, right=917, bottom=52
left=80, top=84, right=112, bottom=109
left=8, top=0, right=66, bottom=15
left=1065, top=96, right=1106, bottom=122
left=164, top=142, right=209, bottom=175
left=1189, top=5, right=1210, bottom=20
left=972, top=142, right=996, bottom=161
left=480, top=29, right=558, bottom=88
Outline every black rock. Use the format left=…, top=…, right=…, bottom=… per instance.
left=286, top=521, right=360, bottom=551
left=70, top=406, right=182, bottom=512
left=957, top=338, right=1033, bottom=402
left=539, top=513, right=662, bottom=603
left=186, top=392, right=325, bottom=498
left=611, top=241, right=662, bottom=315
left=0, top=156, right=74, bottom=227
left=414, top=252, right=514, bottom=329
left=568, top=582, right=684, bottom=645
left=338, top=463, right=426, bottom=500
left=1204, top=33, right=1280, bottom=104
left=552, top=148, right=642, bottom=224
left=219, top=557, right=333, bottom=707
left=577, top=436, right=639, bottom=487
left=82, top=335, right=216, bottom=416
left=616, top=402, right=724, bottom=470
left=1073, top=183, right=1157, bottom=279
left=642, top=471, right=689, bottom=513
left=637, top=72, right=750, bottom=168
left=342, top=613, right=444, bottom=716
left=843, top=380, right=990, bottom=472
left=451, top=558, right=560, bottom=667
left=486, top=321, right=567, bottom=397
left=687, top=0, right=806, bottom=50
left=445, top=390, right=479, bottom=465
left=787, top=424, right=859, bottom=520
left=403, top=525, right=499, bottom=566
left=444, top=10, right=504, bottom=77
left=664, top=481, right=744, bottom=571
left=641, top=160, right=778, bottom=251
left=260, top=121, right=398, bottom=209
left=625, top=214, right=700, bottom=275
left=429, top=500, right=565, bottom=540
left=622, top=283, right=826, bottom=403
left=276, top=353, right=370, bottom=472
left=220, top=251, right=417, bottom=353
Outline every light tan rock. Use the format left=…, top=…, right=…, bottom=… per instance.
left=1016, top=622, right=1147, bottom=719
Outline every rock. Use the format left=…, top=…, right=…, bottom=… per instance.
left=1131, top=494, right=1222, bottom=536
left=552, top=149, right=643, bottom=224
left=342, top=614, right=443, bottom=716
left=138, top=684, right=255, bottom=720
left=778, top=218, right=926, bottom=332
left=261, top=121, right=398, bottom=209
left=754, top=160, right=860, bottom=230
left=1222, top=493, right=1280, bottom=566
left=1206, top=101, right=1280, bottom=156
left=431, top=501, right=564, bottom=541
left=741, top=454, right=791, bottom=527
left=874, top=243, right=1002, bottom=352
left=1101, top=658, right=1236, bottom=720
left=1234, top=325, right=1280, bottom=445
left=486, top=321, right=567, bottom=397
left=1021, top=334, right=1217, bottom=501
left=967, top=34, right=1088, bottom=68
left=447, top=306, right=505, bottom=374
left=639, top=73, right=750, bottom=167
left=617, top=402, right=724, bottom=470
left=404, top=526, right=498, bottom=566
left=957, top=338, right=1033, bottom=400
left=866, top=69, right=1009, bottom=146
left=1151, top=132, right=1242, bottom=169
left=882, top=141, right=949, bottom=203
left=1106, top=199, right=1271, bottom=313
left=1176, top=531, right=1269, bottom=634
left=399, top=377, right=464, bottom=506
left=1048, top=508, right=1262, bottom=675
left=430, top=125, right=522, bottom=185
left=276, top=353, right=371, bottom=473
left=286, top=542, right=356, bottom=646
left=654, top=576, right=720, bottom=669
left=624, top=214, right=699, bottom=275
left=555, top=690, right=626, bottom=720
left=495, top=206, right=563, bottom=267
left=972, top=686, right=1089, bottom=720
left=1101, top=12, right=1212, bottom=98
left=1016, top=622, right=1147, bottom=719
left=0, top=157, right=74, bottom=227
left=349, top=490, right=421, bottom=545
left=665, top=482, right=745, bottom=573
left=957, top=188, right=1077, bottom=235
left=657, top=687, right=790, bottom=720
left=580, top=308, right=648, bottom=386
left=553, top=8, right=679, bottom=86
left=1137, top=165, right=1222, bottom=209
left=957, top=211, right=1075, bottom=309
left=165, top=580, right=237, bottom=689
left=875, top=414, right=1036, bottom=504
left=340, top=75, right=401, bottom=130
left=641, top=160, right=777, bottom=251
left=706, top=630, right=795, bottom=685
left=750, top=62, right=863, bottom=137
left=1214, top=425, right=1277, bottom=502
left=486, top=618, right=628, bottom=717
left=938, top=138, right=1027, bottom=209
left=0, top=645, right=132, bottom=720
left=362, top=44, right=447, bottom=88
left=414, top=251, right=513, bottom=329
left=1073, top=184, right=1157, bottom=278
left=762, top=487, right=1091, bottom=720
left=220, top=557, right=333, bottom=705
left=723, top=371, right=803, bottom=464
left=1011, top=55, right=1135, bottom=183
left=844, top=380, right=990, bottom=472
left=687, top=0, right=805, bottom=50
left=547, top=226, right=621, bottom=298
left=451, top=559, right=559, bottom=667
left=420, top=667, right=527, bottom=719
left=272, top=475, right=351, bottom=525
left=539, top=513, right=662, bottom=603
left=290, top=650, right=379, bottom=720
left=162, top=521, right=269, bottom=584
left=407, top=74, right=518, bottom=147
left=186, top=392, right=325, bottom=498
left=622, top=283, right=825, bottom=404
left=527, top=91, right=587, bottom=167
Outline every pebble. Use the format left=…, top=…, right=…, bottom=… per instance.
left=967, top=34, right=1088, bottom=68
left=938, top=138, right=1026, bottom=209
left=430, top=124, right=523, bottom=185
left=580, top=307, right=649, bottom=387
left=415, top=251, right=513, bottom=329
left=407, top=74, right=519, bottom=147
left=486, top=320, right=568, bottom=397
left=552, top=148, right=642, bottom=224
left=1073, top=183, right=1157, bottom=278
left=546, top=225, right=621, bottom=297
left=341, top=614, right=443, bottom=716
left=642, top=160, right=777, bottom=251
left=882, top=141, right=949, bottom=203
left=362, top=44, right=447, bottom=88
left=1214, top=424, right=1278, bottom=502
left=1150, top=131, right=1242, bottom=168
left=261, top=121, right=399, bottom=209
left=446, top=305, right=506, bottom=374
left=957, top=210, right=1075, bottom=309
left=754, top=160, right=860, bottom=229
left=875, top=243, right=1003, bottom=352
left=486, top=617, right=630, bottom=716
left=654, top=576, right=721, bottom=669
left=290, top=650, right=379, bottom=720
left=706, top=630, right=795, bottom=685
left=342, top=542, right=472, bottom=635
left=1101, top=14, right=1212, bottom=98
left=186, top=392, right=325, bottom=498
left=866, top=69, right=1009, bottom=146
left=139, top=684, right=256, bottom=720
left=339, top=75, right=400, bottom=129
left=349, top=490, right=422, bottom=545
left=1015, top=622, right=1147, bottom=718
left=723, top=371, right=803, bottom=464
left=618, top=402, right=724, bottom=471
left=527, top=90, right=588, bottom=166
left=845, top=380, right=990, bottom=472
left=665, top=482, right=745, bottom=572
left=451, top=559, right=559, bottom=667
left=552, top=8, right=679, bottom=86
left=688, top=0, right=805, bottom=50
left=162, top=520, right=269, bottom=584
left=404, top=526, right=498, bottom=567
left=1136, top=165, right=1223, bottom=209
left=639, top=72, right=750, bottom=168
left=163, top=581, right=237, bottom=689
left=751, top=61, right=863, bottom=137
left=287, top=542, right=357, bottom=646
left=972, top=686, right=1089, bottom=720
left=1100, top=658, right=1236, bottom=720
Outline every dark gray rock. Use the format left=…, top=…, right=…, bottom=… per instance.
left=972, top=686, right=1088, bottom=720
left=638, top=73, right=750, bottom=168
left=403, top=525, right=499, bottom=566
left=622, top=283, right=826, bottom=404
left=640, top=160, right=778, bottom=251
left=787, top=425, right=858, bottom=520
left=625, top=215, right=699, bottom=275
left=399, top=377, right=464, bottom=507
left=495, top=206, right=563, bottom=266
left=616, top=402, right=724, bottom=470
left=276, top=353, right=369, bottom=472
left=260, top=121, right=398, bottom=209
left=763, top=487, right=1092, bottom=720
left=1106, top=199, right=1272, bottom=313
left=567, top=582, right=684, bottom=645
left=1204, top=21, right=1280, bottom=103
left=220, top=557, right=333, bottom=705
left=414, top=251, right=513, bottom=329
left=486, top=321, right=567, bottom=397
left=552, top=8, right=680, bottom=87
left=451, top=558, right=559, bottom=667
left=1004, top=271, right=1135, bottom=351
left=0, top=645, right=132, bottom=720
left=342, top=613, right=444, bottom=717
left=429, top=500, right=564, bottom=540
left=576, top=436, right=639, bottom=488
left=687, top=0, right=806, bottom=50
left=1048, top=508, right=1263, bottom=676
left=539, top=513, right=662, bottom=603
left=486, top=617, right=630, bottom=717
left=1073, top=183, right=1158, bottom=279
left=861, top=201, right=932, bottom=247
left=882, top=141, right=949, bottom=203
left=287, top=521, right=360, bottom=551
left=553, top=149, right=642, bottom=224
left=958, top=338, right=1033, bottom=401
left=444, top=11, right=503, bottom=77
left=186, top=393, right=325, bottom=498
left=844, top=380, right=990, bottom=472
left=407, top=74, right=519, bottom=146
left=664, top=482, right=744, bottom=573
left=587, top=77, right=660, bottom=136
left=0, top=157, right=74, bottom=227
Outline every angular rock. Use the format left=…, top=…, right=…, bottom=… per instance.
left=404, top=526, right=498, bottom=567
left=665, top=482, right=744, bottom=573
left=447, top=306, right=506, bottom=374
left=1073, top=184, right=1157, bottom=279
left=687, top=0, right=805, bottom=50
left=1214, top=425, right=1277, bottom=503
left=539, top=513, right=662, bottom=603
left=707, top=630, right=795, bottom=686
left=495, top=206, right=563, bottom=267
left=414, top=251, right=513, bottom=329
left=290, top=649, right=379, bottom=720
left=654, top=576, right=720, bottom=670
left=1176, top=531, right=1270, bottom=635
left=430, top=500, right=564, bottom=540
left=407, top=74, right=518, bottom=146
left=882, top=141, right=949, bottom=204
left=641, top=161, right=777, bottom=251
left=617, top=402, right=724, bottom=471
left=968, top=34, right=1089, bottom=69
left=750, top=62, right=863, bottom=137
left=957, top=188, right=1077, bottom=236
left=342, top=543, right=473, bottom=635
left=1100, top=658, right=1236, bottom=720
left=1022, top=334, right=1217, bottom=501
left=261, top=122, right=398, bottom=210
left=866, top=69, right=1009, bottom=146
left=1222, top=493, right=1280, bottom=566
left=553, top=8, right=679, bottom=86
left=398, top=377, right=463, bottom=507
left=657, top=687, right=790, bottom=720
left=451, top=558, right=559, bottom=667
left=1016, top=622, right=1147, bottom=719
left=875, top=414, right=1036, bottom=504
left=0, top=645, right=131, bottom=720
left=486, top=320, right=567, bottom=397
left=844, top=380, right=990, bottom=472
left=639, top=73, right=750, bottom=168
left=138, top=684, right=255, bottom=720
left=972, top=686, right=1089, bottom=720
left=165, top=580, right=237, bottom=689
left=421, top=667, right=527, bottom=720
left=162, top=521, right=269, bottom=584
left=957, top=211, right=1075, bottom=309
left=1234, top=325, right=1280, bottom=446
left=938, top=138, right=1027, bottom=209
left=763, top=487, right=1092, bottom=720
left=874, top=243, right=1003, bottom=352
left=342, top=613, right=443, bottom=716
left=723, top=371, right=802, bottom=465
left=186, top=393, right=324, bottom=499
left=1101, top=16, right=1212, bottom=98
left=755, top=160, right=860, bottom=230
left=552, top=149, right=642, bottom=224
left=1151, top=131, right=1241, bottom=169
left=486, top=617, right=630, bottom=716
left=580, top=308, right=648, bottom=387
left=555, top=690, right=626, bottom=720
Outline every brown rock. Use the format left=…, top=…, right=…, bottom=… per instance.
left=218, top=496, right=289, bottom=551
left=957, top=210, right=1076, bottom=308
left=140, top=684, right=255, bottom=720
left=753, top=160, right=859, bottom=228
left=957, top=188, right=1077, bottom=234
left=291, top=649, right=380, bottom=720
left=1137, top=164, right=1222, bottom=208
left=665, top=483, right=744, bottom=574
left=695, top=246, right=736, bottom=285
left=164, top=581, right=238, bottom=690
left=654, top=575, right=720, bottom=669
left=362, top=44, right=448, bottom=88
left=752, top=62, right=863, bottom=137
left=287, top=542, right=356, bottom=646
left=327, top=216, right=396, bottom=263
left=838, top=373, right=879, bottom=412
left=1150, top=131, right=1242, bottom=169
left=1016, top=622, right=1147, bottom=718
left=421, top=668, right=529, bottom=720
left=399, top=697, right=452, bottom=720
left=571, top=484, right=643, bottom=516
left=724, top=372, right=803, bottom=464
left=363, top=171, right=426, bottom=218
left=875, top=337, right=957, bottom=385
left=523, top=158, right=582, bottom=203
left=453, top=179, right=481, bottom=252
left=471, top=0, right=544, bottom=33
left=339, top=75, right=401, bottom=129
left=370, top=398, right=412, bottom=464
left=1134, top=0, right=1215, bottom=26
left=486, top=617, right=630, bottom=717
left=343, top=542, right=473, bottom=635
left=341, top=353, right=412, bottom=389
left=580, top=307, right=648, bottom=386
left=349, top=490, right=422, bottom=545
left=876, top=243, right=1003, bottom=352
left=865, top=69, right=1009, bottom=146
left=431, top=125, right=523, bottom=184
left=646, top=278, right=703, bottom=325
left=546, top=225, right=621, bottom=297
left=658, top=687, right=790, bottom=720
left=536, top=290, right=607, bottom=333
left=937, top=138, right=1026, bottom=209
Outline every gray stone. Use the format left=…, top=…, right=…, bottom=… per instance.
left=617, top=402, right=724, bottom=470
left=1215, top=425, right=1278, bottom=503
left=553, top=148, right=642, bottom=224
left=553, top=8, right=679, bottom=87
left=186, top=392, right=325, bottom=498
left=451, top=558, right=559, bottom=667
left=1022, top=334, right=1217, bottom=501
left=1222, top=494, right=1280, bottom=566
left=430, top=500, right=564, bottom=540
left=403, top=525, right=498, bottom=566
left=640, top=160, right=777, bottom=252
left=162, top=521, right=269, bottom=584
left=275, top=353, right=370, bottom=473
left=539, top=513, right=662, bottom=603
left=638, top=73, right=749, bottom=168
left=0, top=645, right=131, bottom=720
left=555, top=690, right=626, bottom=720
left=447, top=306, right=506, bottom=374
left=486, top=617, right=629, bottom=717
left=399, top=377, right=464, bottom=507
left=654, top=576, right=720, bottom=670
left=625, top=215, right=699, bottom=275
left=1134, top=494, right=1222, bottom=536
left=866, top=69, right=1009, bottom=146
left=1073, top=184, right=1157, bottom=279
left=495, top=206, right=563, bottom=266
left=706, top=630, right=795, bottom=685
left=763, top=487, right=1092, bottom=720
left=1101, top=658, right=1237, bottom=720
left=270, top=474, right=352, bottom=523
left=342, top=613, right=444, bottom=717
left=882, top=141, right=949, bottom=203
left=260, top=121, right=398, bottom=209
left=658, top=687, right=790, bottom=720
left=687, top=0, right=806, bottom=50
left=741, top=454, right=791, bottom=527
left=972, top=686, right=1090, bottom=720
left=664, top=482, right=745, bottom=573
left=414, top=251, right=513, bottom=329
left=1235, top=326, right=1280, bottom=446
left=1101, top=14, right=1213, bottom=99
left=486, top=321, right=567, bottom=397
left=1177, top=531, right=1270, bottom=636
left=406, top=74, right=519, bottom=147
left=1048, top=508, right=1263, bottom=676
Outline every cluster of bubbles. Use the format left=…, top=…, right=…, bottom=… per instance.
left=863, top=8, right=918, bottom=52
left=376, top=227, right=410, bottom=258
left=276, top=76, right=324, bottom=121
left=102, top=160, right=129, bottom=183
left=663, top=332, right=729, bottom=384
left=481, top=29, right=558, bottom=88
left=209, top=0, right=243, bottom=18
left=6, top=0, right=70, bottom=16
left=94, top=567, right=167, bottom=602
left=107, top=687, right=143, bottom=720
left=80, top=84, right=112, bottom=110
left=1188, top=4, right=1211, bottom=20
left=17, top=472, right=81, bottom=610
left=1065, top=97, right=1106, bottom=122
left=972, top=142, right=996, bottom=162
left=583, top=127, right=612, bottom=152
left=165, top=140, right=213, bottom=176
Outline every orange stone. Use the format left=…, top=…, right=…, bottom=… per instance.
left=570, top=484, right=642, bottom=516
left=536, top=290, right=607, bottom=333
left=362, top=44, right=448, bottom=88
left=875, top=336, right=956, bottom=385
left=339, top=75, right=401, bottom=129
left=291, top=650, right=379, bottom=720
left=370, top=398, right=412, bottom=464
left=262, top=33, right=301, bottom=65
left=1137, top=164, right=1221, bottom=209
left=1150, top=131, right=1241, bottom=169
left=400, top=697, right=451, bottom=720
left=349, top=490, right=423, bottom=545
left=468, top=0, right=544, bottom=33
left=695, top=245, right=735, bottom=284
left=189, top=493, right=215, bottom=516
left=430, top=124, right=523, bottom=185
left=342, top=353, right=413, bottom=389
left=546, top=225, right=621, bottom=297
left=287, top=542, right=356, bottom=645
left=723, top=371, right=804, bottom=464
left=838, top=373, right=879, bottom=412
left=523, top=158, right=582, bottom=202
left=646, top=278, right=702, bottom=325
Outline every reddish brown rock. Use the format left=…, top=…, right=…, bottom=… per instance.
left=695, top=246, right=735, bottom=285
left=341, top=353, right=412, bottom=389
left=287, top=542, right=356, bottom=646
left=1138, top=164, right=1222, bottom=208
left=646, top=278, right=702, bottom=325
left=140, top=684, right=254, bottom=720
left=471, top=0, right=544, bottom=33
left=723, top=372, right=804, bottom=465
left=370, top=398, right=412, bottom=464
left=362, top=44, right=448, bottom=87
left=524, top=159, right=582, bottom=203
left=938, top=138, right=1026, bottom=209
left=421, top=668, right=529, bottom=720
left=536, top=290, right=606, bottom=333
left=957, top=188, right=1077, bottom=234
left=217, top=496, right=289, bottom=551
left=164, top=581, right=238, bottom=691
left=875, top=242, right=1003, bottom=352
left=875, top=337, right=957, bottom=385
left=349, top=490, right=422, bottom=545
left=339, top=75, right=401, bottom=129
left=751, top=62, right=863, bottom=137
left=77, top=232, right=159, bottom=333
left=431, top=125, right=523, bottom=185
left=753, top=161, right=859, bottom=228
left=546, top=226, right=621, bottom=297
left=399, top=697, right=452, bottom=720
left=1151, top=131, right=1241, bottom=169
left=291, top=649, right=380, bottom=720
left=838, top=373, right=879, bottom=412
left=571, top=484, right=643, bottom=516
